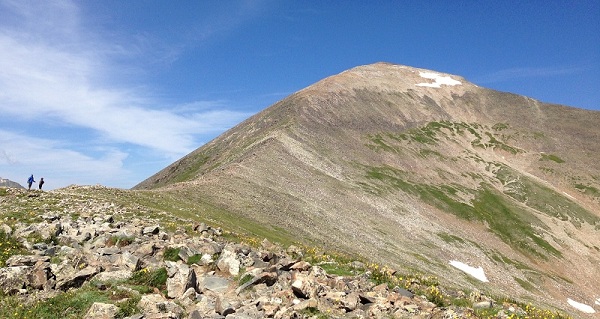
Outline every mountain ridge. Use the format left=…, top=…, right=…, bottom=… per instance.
left=0, top=177, right=24, bottom=189
left=134, top=63, right=600, bottom=316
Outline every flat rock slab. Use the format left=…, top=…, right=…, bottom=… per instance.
left=199, top=275, right=231, bottom=294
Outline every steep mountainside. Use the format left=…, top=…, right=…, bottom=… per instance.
left=135, top=63, right=600, bottom=316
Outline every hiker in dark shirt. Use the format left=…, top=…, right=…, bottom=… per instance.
left=27, top=174, right=35, bottom=190
left=39, top=178, right=45, bottom=190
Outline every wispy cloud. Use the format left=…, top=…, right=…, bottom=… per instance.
left=0, top=1, right=251, bottom=155
left=0, top=129, right=129, bottom=187
left=0, top=0, right=256, bottom=188
left=476, top=65, right=586, bottom=84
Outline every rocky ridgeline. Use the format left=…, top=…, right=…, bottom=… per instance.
left=0, top=188, right=522, bottom=319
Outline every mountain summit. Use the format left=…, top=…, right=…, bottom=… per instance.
left=135, top=63, right=600, bottom=315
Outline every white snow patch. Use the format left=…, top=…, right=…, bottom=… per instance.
left=596, top=298, right=600, bottom=306
left=449, top=260, right=489, bottom=282
left=416, top=72, right=462, bottom=88
left=567, top=298, right=596, bottom=313
left=563, top=192, right=575, bottom=199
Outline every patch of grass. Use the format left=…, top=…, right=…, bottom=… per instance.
left=367, top=134, right=398, bottom=153
left=128, top=267, right=168, bottom=293
left=368, top=121, right=523, bottom=161
left=488, top=251, right=532, bottom=270
left=514, top=277, right=536, bottom=292
left=0, top=188, right=8, bottom=196
left=0, top=230, right=27, bottom=267
left=186, top=254, right=202, bottom=265
left=574, top=183, right=600, bottom=196
left=168, top=154, right=210, bottom=184
left=125, top=190, right=296, bottom=247
left=472, top=132, right=523, bottom=154
left=437, top=232, right=465, bottom=244
left=0, top=284, right=110, bottom=319
left=492, top=123, right=509, bottom=131
left=163, top=247, right=181, bottom=262
left=425, top=285, right=447, bottom=307
left=238, top=272, right=254, bottom=286
left=363, top=165, right=562, bottom=259
left=318, top=262, right=357, bottom=276
left=0, top=280, right=142, bottom=319
left=451, top=298, right=471, bottom=307
left=474, top=307, right=500, bottom=318
left=540, top=153, right=565, bottom=163
left=299, top=307, right=328, bottom=319
left=115, top=295, right=141, bottom=318
left=539, top=166, right=555, bottom=174
left=496, top=166, right=599, bottom=227
left=107, top=235, right=135, bottom=248
left=419, top=148, right=445, bottom=159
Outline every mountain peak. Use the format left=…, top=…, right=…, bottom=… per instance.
left=299, top=63, right=472, bottom=100
left=134, top=63, right=600, bottom=315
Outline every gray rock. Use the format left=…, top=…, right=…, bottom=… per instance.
left=199, top=275, right=231, bottom=294
left=394, top=286, right=414, bottom=298
left=215, top=295, right=236, bottom=316
left=143, top=225, right=160, bottom=235
left=0, top=266, right=29, bottom=295
left=6, top=254, right=50, bottom=267
left=0, top=224, right=12, bottom=235
left=217, top=247, right=240, bottom=276
left=120, top=251, right=141, bottom=271
left=138, top=294, right=166, bottom=314
left=28, top=260, right=53, bottom=290
left=84, top=302, right=119, bottom=319
left=98, top=247, right=121, bottom=256
left=473, top=300, right=493, bottom=309
left=166, top=262, right=197, bottom=299
left=56, top=265, right=101, bottom=291
left=95, top=269, right=133, bottom=282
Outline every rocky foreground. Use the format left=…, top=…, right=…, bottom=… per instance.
left=0, top=187, right=568, bottom=318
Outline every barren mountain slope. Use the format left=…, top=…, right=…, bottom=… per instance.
left=135, top=63, right=600, bottom=316
left=0, top=178, right=23, bottom=189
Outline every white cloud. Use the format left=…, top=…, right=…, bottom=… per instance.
left=0, top=0, right=252, bottom=156
left=0, top=129, right=129, bottom=188
left=0, top=0, right=257, bottom=188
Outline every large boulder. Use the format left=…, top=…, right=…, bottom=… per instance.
left=84, top=302, right=119, bottom=319
left=0, top=266, right=29, bottom=295
left=216, top=245, right=240, bottom=276
left=165, top=261, right=197, bottom=299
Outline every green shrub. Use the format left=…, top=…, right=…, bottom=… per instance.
left=186, top=254, right=202, bottom=265
left=0, top=230, right=26, bottom=267
left=107, top=235, right=135, bottom=247
left=540, top=154, right=565, bottom=163
left=128, top=267, right=168, bottom=293
left=115, top=295, right=141, bottom=318
left=163, top=247, right=181, bottom=262
left=0, top=285, right=110, bottom=319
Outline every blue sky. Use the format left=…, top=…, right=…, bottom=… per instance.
left=0, top=1, right=598, bottom=190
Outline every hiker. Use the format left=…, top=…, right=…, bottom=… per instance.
left=38, top=177, right=45, bottom=190
left=27, top=174, right=35, bottom=190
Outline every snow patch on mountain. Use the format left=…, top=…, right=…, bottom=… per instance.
left=449, top=260, right=488, bottom=282
left=567, top=298, right=596, bottom=313
left=416, top=72, right=462, bottom=88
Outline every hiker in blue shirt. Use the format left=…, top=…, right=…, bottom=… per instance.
left=27, top=174, right=35, bottom=190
